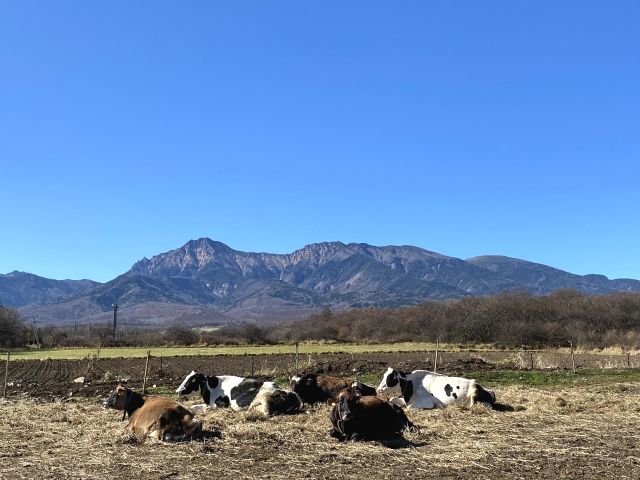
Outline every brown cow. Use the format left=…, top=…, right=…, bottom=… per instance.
left=104, top=385, right=202, bottom=441
left=329, top=387, right=417, bottom=441
left=290, top=374, right=377, bottom=404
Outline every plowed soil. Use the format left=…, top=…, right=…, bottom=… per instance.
left=4, top=350, right=634, bottom=399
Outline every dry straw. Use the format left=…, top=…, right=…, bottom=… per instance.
left=1, top=382, right=639, bottom=479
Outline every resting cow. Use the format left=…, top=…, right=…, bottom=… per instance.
left=104, top=385, right=202, bottom=441
left=176, top=371, right=302, bottom=416
left=376, top=367, right=496, bottom=409
left=329, top=387, right=416, bottom=441
left=290, top=374, right=377, bottom=404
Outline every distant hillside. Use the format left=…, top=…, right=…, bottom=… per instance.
left=0, top=271, right=98, bottom=307
left=5, top=238, right=640, bottom=326
left=467, top=255, right=640, bottom=294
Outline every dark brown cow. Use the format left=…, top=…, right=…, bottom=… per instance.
left=104, top=385, right=202, bottom=441
left=291, top=374, right=377, bottom=404
left=329, top=387, right=416, bottom=441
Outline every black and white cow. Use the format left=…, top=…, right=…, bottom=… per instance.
left=376, top=367, right=496, bottom=409
left=176, top=371, right=302, bottom=416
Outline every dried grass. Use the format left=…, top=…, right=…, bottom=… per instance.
left=1, top=384, right=639, bottom=479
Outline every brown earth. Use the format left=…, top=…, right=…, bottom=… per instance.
left=4, top=350, right=633, bottom=400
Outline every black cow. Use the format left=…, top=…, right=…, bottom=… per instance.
left=329, top=387, right=417, bottom=441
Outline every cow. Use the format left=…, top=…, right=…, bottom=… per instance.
left=376, top=367, right=496, bottom=409
left=104, top=384, right=202, bottom=442
left=290, top=374, right=377, bottom=404
left=176, top=371, right=302, bottom=415
left=329, top=386, right=416, bottom=441
left=351, top=380, right=377, bottom=397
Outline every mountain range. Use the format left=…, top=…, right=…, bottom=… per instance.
left=3, top=238, right=639, bottom=326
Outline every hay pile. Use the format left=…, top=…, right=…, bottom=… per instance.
left=1, top=383, right=639, bottom=479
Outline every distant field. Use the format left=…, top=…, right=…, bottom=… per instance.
left=6, top=342, right=637, bottom=361
left=6, top=342, right=478, bottom=360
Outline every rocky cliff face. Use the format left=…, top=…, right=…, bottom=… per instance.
left=6, top=238, right=640, bottom=326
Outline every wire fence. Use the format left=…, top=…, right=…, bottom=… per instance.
left=2, top=345, right=639, bottom=399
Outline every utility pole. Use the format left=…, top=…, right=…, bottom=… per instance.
left=32, top=319, right=40, bottom=348
left=112, top=302, right=118, bottom=341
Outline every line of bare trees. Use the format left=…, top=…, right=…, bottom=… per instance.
left=2, top=290, right=640, bottom=349
left=267, top=290, right=640, bottom=348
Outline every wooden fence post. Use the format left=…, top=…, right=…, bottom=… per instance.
left=142, top=350, right=151, bottom=393
left=433, top=340, right=439, bottom=373
left=251, top=356, right=255, bottom=376
left=530, top=351, right=534, bottom=370
left=628, top=353, right=631, bottom=368
left=295, top=343, right=299, bottom=375
left=570, top=341, right=576, bottom=374
left=3, top=352, right=9, bottom=398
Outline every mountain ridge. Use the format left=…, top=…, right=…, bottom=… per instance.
left=5, top=238, right=639, bottom=326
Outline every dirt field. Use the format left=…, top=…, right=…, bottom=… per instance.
left=4, top=350, right=637, bottom=399
left=2, top=352, right=639, bottom=479
left=1, top=380, right=639, bottom=480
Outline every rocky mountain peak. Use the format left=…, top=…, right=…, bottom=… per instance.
left=288, top=241, right=353, bottom=265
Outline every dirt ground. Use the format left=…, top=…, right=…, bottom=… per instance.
left=4, top=350, right=635, bottom=399
left=1, top=380, right=639, bottom=480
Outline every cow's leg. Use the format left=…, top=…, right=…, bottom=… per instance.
left=329, top=428, right=346, bottom=441
left=388, top=396, right=406, bottom=407
left=190, top=403, right=208, bottom=413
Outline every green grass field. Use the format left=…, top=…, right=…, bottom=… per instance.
left=6, top=341, right=480, bottom=360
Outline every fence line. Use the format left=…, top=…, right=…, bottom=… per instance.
left=0, top=346, right=638, bottom=399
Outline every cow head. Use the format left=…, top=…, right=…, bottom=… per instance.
left=336, top=387, right=361, bottom=421
left=377, top=367, right=403, bottom=393
left=351, top=380, right=377, bottom=397
left=103, top=384, right=130, bottom=410
left=289, top=375, right=301, bottom=391
left=176, top=371, right=206, bottom=396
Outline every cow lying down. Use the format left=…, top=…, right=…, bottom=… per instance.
left=176, top=371, right=302, bottom=416
left=330, top=386, right=416, bottom=441
left=377, top=367, right=496, bottom=409
left=290, top=373, right=377, bottom=404
left=104, top=385, right=202, bottom=442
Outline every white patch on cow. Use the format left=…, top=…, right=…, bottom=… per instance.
left=211, top=376, right=244, bottom=410
left=411, top=371, right=475, bottom=408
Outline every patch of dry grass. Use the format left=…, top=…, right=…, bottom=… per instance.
left=1, top=383, right=639, bottom=479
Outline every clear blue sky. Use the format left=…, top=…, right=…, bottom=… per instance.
left=1, top=1, right=638, bottom=282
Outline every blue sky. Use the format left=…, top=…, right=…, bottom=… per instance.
left=1, top=1, right=638, bottom=282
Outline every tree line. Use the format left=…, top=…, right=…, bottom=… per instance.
left=2, top=290, right=639, bottom=349
left=267, top=290, right=640, bottom=348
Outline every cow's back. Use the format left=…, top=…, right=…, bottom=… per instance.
left=127, top=396, right=195, bottom=439
left=332, top=395, right=411, bottom=439
left=414, top=371, right=476, bottom=407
